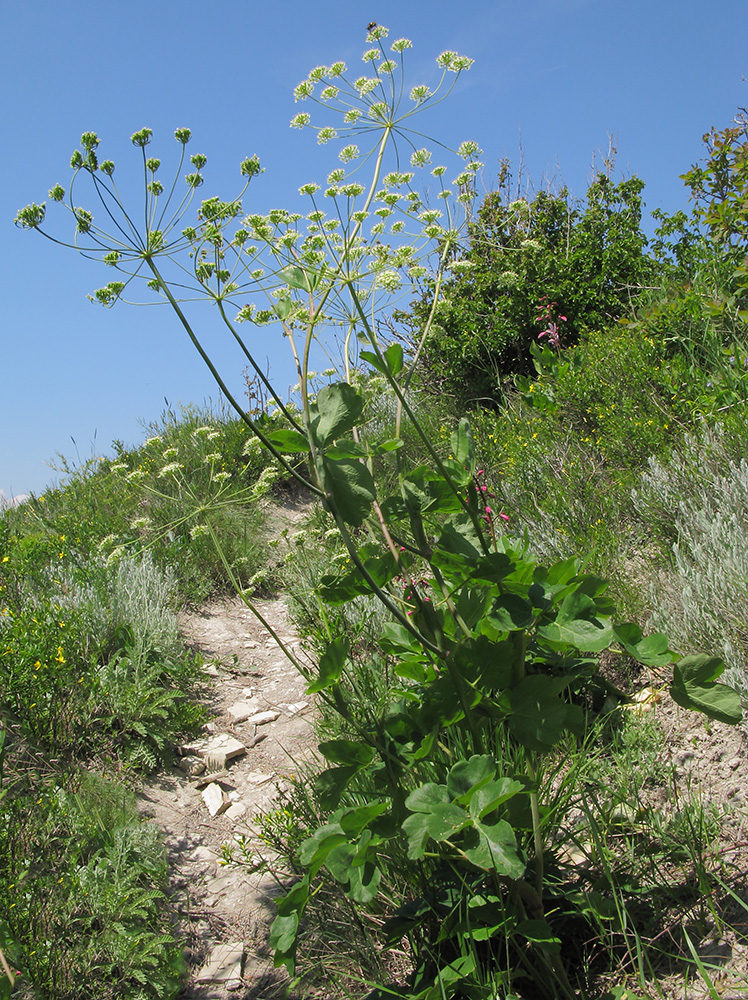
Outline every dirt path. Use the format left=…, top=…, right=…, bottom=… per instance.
left=138, top=503, right=317, bottom=998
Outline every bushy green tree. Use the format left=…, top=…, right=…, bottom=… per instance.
left=408, top=171, right=659, bottom=406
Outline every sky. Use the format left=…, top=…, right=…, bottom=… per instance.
left=2, top=0, right=746, bottom=500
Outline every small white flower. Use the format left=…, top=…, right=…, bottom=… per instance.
left=204, top=453, right=222, bottom=463
left=105, top=545, right=126, bottom=567
left=290, top=113, right=311, bottom=129
left=293, top=80, right=314, bottom=102
left=158, top=462, right=184, bottom=477
left=143, top=436, right=162, bottom=447
left=127, top=469, right=146, bottom=482
left=190, top=523, right=209, bottom=540
left=409, top=85, right=431, bottom=104
left=391, top=38, right=412, bottom=53
left=110, top=462, right=128, bottom=473
left=212, top=471, right=231, bottom=483
left=162, top=447, right=178, bottom=460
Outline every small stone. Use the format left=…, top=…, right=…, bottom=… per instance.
left=202, top=782, right=230, bottom=817
left=196, top=941, right=244, bottom=984
left=243, top=641, right=258, bottom=649
left=727, top=757, right=741, bottom=771
left=177, top=755, right=206, bottom=776
left=241, top=687, right=256, bottom=698
left=282, top=701, right=308, bottom=715
left=226, top=802, right=248, bottom=821
left=246, top=710, right=280, bottom=726
left=245, top=770, right=274, bottom=786
left=183, top=734, right=247, bottom=772
left=264, top=638, right=279, bottom=648
left=227, top=700, right=260, bottom=723
left=202, top=664, right=220, bottom=677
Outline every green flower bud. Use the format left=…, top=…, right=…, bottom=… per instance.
left=185, top=173, right=203, bottom=188
left=240, top=155, right=260, bottom=177
left=104, top=251, right=120, bottom=266
left=70, top=150, right=84, bottom=168
left=131, top=127, right=153, bottom=147
left=146, top=158, right=161, bottom=172
left=89, top=281, right=124, bottom=306
left=14, top=202, right=46, bottom=228
left=100, top=160, right=115, bottom=176
left=148, top=180, right=164, bottom=196
left=174, top=127, right=192, bottom=144
left=49, top=184, right=65, bottom=202
left=75, top=208, right=93, bottom=233
left=80, top=132, right=100, bottom=150
left=147, top=230, right=165, bottom=252
left=190, top=153, right=207, bottom=169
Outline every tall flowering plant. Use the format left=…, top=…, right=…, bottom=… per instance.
left=16, top=27, right=743, bottom=999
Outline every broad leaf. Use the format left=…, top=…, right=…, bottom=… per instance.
left=463, top=819, right=525, bottom=877
left=614, top=623, right=673, bottom=667
left=315, top=765, right=360, bottom=810
left=405, top=783, right=450, bottom=813
left=446, top=755, right=496, bottom=804
left=509, top=675, right=577, bottom=752
left=360, top=344, right=403, bottom=376
left=313, top=382, right=365, bottom=446
left=264, top=428, right=310, bottom=453
left=537, top=616, right=614, bottom=652
left=348, top=857, right=383, bottom=903
left=307, top=637, right=349, bottom=693
left=318, top=739, right=375, bottom=767
left=322, top=456, right=376, bottom=526
left=468, top=778, right=524, bottom=820
left=670, top=655, right=743, bottom=724
left=450, top=418, right=476, bottom=473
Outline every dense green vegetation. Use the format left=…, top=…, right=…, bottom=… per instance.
left=7, top=25, right=748, bottom=1000
left=0, top=405, right=290, bottom=998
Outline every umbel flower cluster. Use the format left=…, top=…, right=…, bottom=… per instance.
left=15, top=26, right=480, bottom=344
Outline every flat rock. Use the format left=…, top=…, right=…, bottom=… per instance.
left=202, top=782, right=230, bottom=817
left=245, top=770, right=275, bottom=786
left=177, top=755, right=206, bottom=776
left=225, top=801, right=248, bottom=821
left=282, top=701, right=308, bottom=715
left=183, top=733, right=247, bottom=771
left=196, top=941, right=244, bottom=983
left=246, top=710, right=280, bottom=726
left=227, top=700, right=261, bottom=723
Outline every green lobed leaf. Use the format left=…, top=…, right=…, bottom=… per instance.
left=446, top=755, right=496, bottom=804
left=312, top=382, right=365, bottom=446
left=315, top=764, right=360, bottom=810
left=318, top=738, right=375, bottom=767
left=462, top=818, right=525, bottom=877
left=614, top=622, right=673, bottom=667
left=360, top=343, right=404, bottom=376
left=509, top=675, right=578, bottom=752
left=670, top=654, right=743, bottom=724
left=264, top=428, right=310, bottom=453
left=321, top=455, right=376, bottom=526
left=307, top=637, right=349, bottom=693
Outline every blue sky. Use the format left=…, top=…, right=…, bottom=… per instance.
left=2, top=0, right=746, bottom=499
